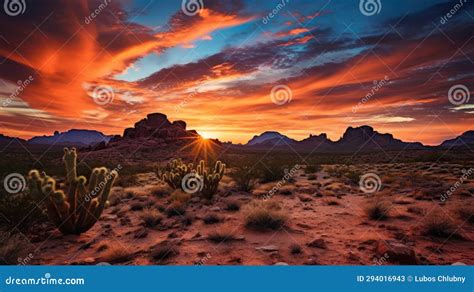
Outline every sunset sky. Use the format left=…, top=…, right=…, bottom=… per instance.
left=0, top=0, right=473, bottom=145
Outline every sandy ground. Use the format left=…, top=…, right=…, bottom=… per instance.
left=31, top=162, right=474, bottom=265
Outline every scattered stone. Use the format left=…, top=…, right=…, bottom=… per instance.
left=256, top=245, right=279, bottom=252
left=375, top=240, right=418, bottom=265
left=274, top=262, right=289, bottom=265
left=307, top=238, right=327, bottom=249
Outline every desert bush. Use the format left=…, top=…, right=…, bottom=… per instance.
left=304, top=164, right=320, bottom=174
left=257, top=160, right=287, bottom=183
left=422, top=212, right=458, bottom=238
left=101, top=245, right=133, bottom=264
left=140, top=207, right=163, bottom=227
left=165, top=201, right=186, bottom=217
left=290, top=244, right=302, bottom=254
left=225, top=200, right=240, bottom=211
left=364, top=198, right=391, bottom=220
left=307, top=174, right=317, bottom=181
left=345, top=169, right=362, bottom=185
left=28, top=148, right=118, bottom=235
left=207, top=228, right=238, bottom=243
left=203, top=213, right=221, bottom=224
left=151, top=243, right=179, bottom=263
left=230, top=165, right=258, bottom=192
left=170, top=190, right=191, bottom=204
left=0, top=231, right=30, bottom=265
left=0, top=192, right=47, bottom=231
left=243, top=200, right=288, bottom=231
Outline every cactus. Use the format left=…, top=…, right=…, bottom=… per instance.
left=27, top=148, right=118, bottom=235
left=158, top=159, right=226, bottom=199
left=196, top=160, right=226, bottom=200
left=157, top=159, right=194, bottom=190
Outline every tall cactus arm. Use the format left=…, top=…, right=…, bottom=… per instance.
left=62, top=147, right=77, bottom=183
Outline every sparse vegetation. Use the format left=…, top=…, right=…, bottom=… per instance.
left=140, top=207, right=163, bottom=227
left=203, top=213, right=221, bottom=224
left=304, top=164, right=320, bottom=174
left=364, top=198, right=391, bottom=220
left=454, top=204, right=474, bottom=224
left=422, top=212, right=458, bottom=238
left=230, top=165, right=258, bottom=192
left=27, top=148, right=118, bottom=235
left=244, top=200, right=288, bottom=231
left=101, top=245, right=133, bottom=264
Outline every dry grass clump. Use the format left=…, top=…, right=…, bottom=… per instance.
left=0, top=232, right=29, bottom=265
left=364, top=198, right=391, bottom=220
left=422, top=211, right=458, bottom=238
left=140, top=207, right=163, bottom=227
left=202, top=213, right=221, bottom=224
left=170, top=190, right=192, bottom=204
left=150, top=243, right=179, bottom=263
left=101, top=245, right=133, bottom=264
left=207, top=227, right=238, bottom=243
left=243, top=200, right=288, bottom=231
left=225, top=200, right=240, bottom=211
left=165, top=190, right=191, bottom=217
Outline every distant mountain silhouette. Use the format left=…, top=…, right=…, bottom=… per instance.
left=245, top=126, right=425, bottom=152
left=440, top=131, right=474, bottom=148
left=1, top=113, right=472, bottom=153
left=27, top=129, right=111, bottom=147
left=246, top=131, right=297, bottom=146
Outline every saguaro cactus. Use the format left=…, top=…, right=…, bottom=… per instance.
left=28, top=148, right=118, bottom=235
left=196, top=160, right=226, bottom=199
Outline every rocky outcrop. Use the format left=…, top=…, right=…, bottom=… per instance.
left=121, top=113, right=198, bottom=142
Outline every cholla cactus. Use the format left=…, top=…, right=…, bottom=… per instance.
left=27, top=148, right=118, bottom=235
left=196, top=160, right=226, bottom=200
left=158, top=159, right=194, bottom=190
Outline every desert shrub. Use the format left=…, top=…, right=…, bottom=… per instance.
left=140, top=208, right=163, bottom=227
left=225, top=200, right=241, bottom=211
left=345, top=169, right=362, bottom=185
left=151, top=243, right=179, bottom=263
left=203, top=213, right=221, bottom=224
left=195, top=160, right=226, bottom=200
left=290, top=244, right=302, bottom=254
left=364, top=198, right=391, bottom=220
left=257, top=160, right=287, bottom=183
left=207, top=228, right=238, bottom=243
left=0, top=192, right=47, bottom=231
left=422, top=212, right=458, bottom=238
left=157, top=159, right=194, bottom=189
left=307, top=174, right=317, bottom=180
left=230, top=165, right=258, bottom=192
left=304, top=164, right=320, bottom=174
left=244, top=200, right=288, bottom=231
left=165, top=201, right=186, bottom=217
left=326, top=165, right=346, bottom=178
left=0, top=231, right=30, bottom=265
left=101, top=245, right=133, bottom=264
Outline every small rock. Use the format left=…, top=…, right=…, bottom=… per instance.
left=209, top=207, right=221, bottom=212
left=256, top=245, right=279, bottom=252
left=376, top=240, right=418, bottom=265
left=305, top=257, right=318, bottom=265
left=307, top=238, right=327, bottom=249
left=274, top=262, right=289, bottom=265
